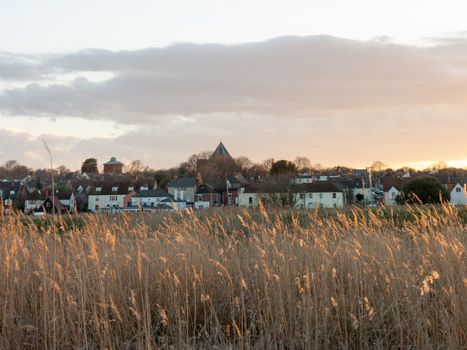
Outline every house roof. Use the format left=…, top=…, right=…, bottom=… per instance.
left=104, top=157, right=123, bottom=166
left=382, top=177, right=403, bottom=192
left=292, top=182, right=344, bottom=193
left=195, top=184, right=219, bottom=195
left=136, top=189, right=170, bottom=198
left=211, top=142, right=232, bottom=159
left=43, top=196, right=67, bottom=212
left=89, top=180, right=155, bottom=195
left=168, top=177, right=197, bottom=188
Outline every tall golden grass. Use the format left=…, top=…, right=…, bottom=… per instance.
left=0, top=205, right=465, bottom=349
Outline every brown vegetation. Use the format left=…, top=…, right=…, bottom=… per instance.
left=0, top=205, right=466, bottom=349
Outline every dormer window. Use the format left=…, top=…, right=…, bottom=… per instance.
left=96, top=187, right=102, bottom=192
left=140, top=186, right=148, bottom=191
left=128, top=186, right=134, bottom=192
left=112, top=186, right=118, bottom=192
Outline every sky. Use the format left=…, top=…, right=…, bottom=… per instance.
left=1, top=0, right=467, bottom=170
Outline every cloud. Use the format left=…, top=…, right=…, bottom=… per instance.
left=1, top=35, right=467, bottom=168
left=2, top=35, right=467, bottom=122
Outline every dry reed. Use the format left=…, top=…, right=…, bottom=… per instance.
left=0, top=205, right=465, bottom=349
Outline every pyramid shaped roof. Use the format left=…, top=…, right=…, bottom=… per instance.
left=211, top=142, right=232, bottom=159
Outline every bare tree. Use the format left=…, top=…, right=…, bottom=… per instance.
left=370, top=160, right=388, bottom=172
left=235, top=156, right=253, bottom=170
left=125, top=160, right=150, bottom=175
left=294, top=156, right=311, bottom=172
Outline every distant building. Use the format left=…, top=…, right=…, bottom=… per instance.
left=447, top=183, right=467, bottom=205
left=103, top=157, right=124, bottom=174
left=211, top=141, right=233, bottom=160
left=167, top=177, right=199, bottom=203
left=292, top=182, right=346, bottom=209
left=194, top=184, right=221, bottom=209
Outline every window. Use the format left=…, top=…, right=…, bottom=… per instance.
left=308, top=193, right=313, bottom=199
left=299, top=193, right=305, bottom=199
left=319, top=193, right=323, bottom=199
left=128, top=186, right=134, bottom=191
left=249, top=197, right=253, bottom=204
left=110, top=195, right=117, bottom=201
left=198, top=195, right=203, bottom=202
left=332, top=193, right=337, bottom=199
left=96, top=187, right=102, bottom=192
left=456, top=187, right=462, bottom=193
left=96, top=197, right=99, bottom=202
left=112, top=186, right=118, bottom=192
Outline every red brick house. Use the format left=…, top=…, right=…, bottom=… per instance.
left=103, top=157, right=124, bottom=174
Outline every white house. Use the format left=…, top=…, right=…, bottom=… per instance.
left=131, top=189, right=172, bottom=208
left=293, top=173, right=316, bottom=184
left=384, top=186, right=400, bottom=206
left=448, top=183, right=467, bottom=205
left=292, top=183, right=345, bottom=209
left=238, top=188, right=261, bottom=207
left=88, top=183, right=142, bottom=212
left=24, top=190, right=44, bottom=213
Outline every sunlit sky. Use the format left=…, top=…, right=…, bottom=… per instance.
left=1, top=0, right=467, bottom=170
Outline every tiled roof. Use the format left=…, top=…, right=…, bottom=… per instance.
left=195, top=184, right=219, bottom=195
left=168, top=177, right=197, bottom=188
left=382, top=177, right=403, bottom=192
left=211, top=142, right=232, bottom=159
left=292, top=182, right=344, bottom=193
left=104, top=157, right=123, bottom=165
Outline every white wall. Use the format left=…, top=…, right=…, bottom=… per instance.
left=238, top=192, right=259, bottom=207
left=88, top=194, right=126, bottom=212
left=450, top=183, right=467, bottom=205
left=384, top=187, right=400, bottom=206
left=294, top=192, right=344, bottom=209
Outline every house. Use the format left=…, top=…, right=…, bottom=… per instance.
left=353, top=180, right=375, bottom=205
left=292, top=182, right=345, bottom=209
left=237, top=186, right=280, bottom=207
left=103, top=157, right=124, bottom=175
left=161, top=198, right=187, bottom=210
left=55, top=192, right=75, bottom=212
left=167, top=177, right=199, bottom=203
left=23, top=189, right=45, bottom=213
left=194, top=185, right=221, bottom=209
left=382, top=177, right=402, bottom=206
left=88, top=182, right=138, bottom=212
left=293, top=173, right=315, bottom=184
left=131, top=189, right=172, bottom=208
left=447, top=183, right=467, bottom=205
left=238, top=187, right=261, bottom=207
left=36, top=196, right=68, bottom=215
left=0, top=180, right=20, bottom=212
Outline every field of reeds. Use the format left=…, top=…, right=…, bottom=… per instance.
left=0, top=204, right=466, bottom=349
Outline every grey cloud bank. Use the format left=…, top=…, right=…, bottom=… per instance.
left=1, top=35, right=467, bottom=168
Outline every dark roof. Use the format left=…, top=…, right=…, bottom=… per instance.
left=382, top=177, right=403, bottom=192
left=55, top=192, right=73, bottom=200
left=211, top=142, right=232, bottom=159
left=89, top=180, right=155, bottom=195
left=136, top=189, right=170, bottom=198
left=25, top=190, right=43, bottom=200
left=292, top=182, right=344, bottom=193
left=104, top=157, right=123, bottom=166
left=168, top=177, right=197, bottom=188
left=195, top=184, right=219, bottom=195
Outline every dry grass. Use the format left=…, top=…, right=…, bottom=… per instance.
left=0, top=205, right=466, bottom=349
